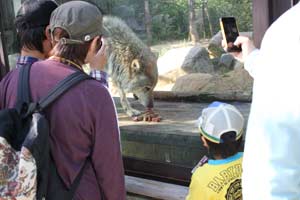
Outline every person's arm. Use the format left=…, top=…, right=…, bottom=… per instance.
left=243, top=49, right=260, bottom=77
left=91, top=87, right=126, bottom=199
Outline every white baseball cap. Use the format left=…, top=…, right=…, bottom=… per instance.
left=198, top=101, right=244, bottom=143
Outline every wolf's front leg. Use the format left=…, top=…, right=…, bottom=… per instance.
left=117, top=88, right=142, bottom=117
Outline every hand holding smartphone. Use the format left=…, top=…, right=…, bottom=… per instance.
left=220, top=17, right=241, bottom=52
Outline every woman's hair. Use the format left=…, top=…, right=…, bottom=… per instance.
left=50, top=28, right=92, bottom=66
left=203, top=131, right=243, bottom=159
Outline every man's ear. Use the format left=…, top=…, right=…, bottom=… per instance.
left=45, top=25, right=52, bottom=41
left=201, top=136, right=209, bottom=148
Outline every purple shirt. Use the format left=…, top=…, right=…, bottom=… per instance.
left=0, top=59, right=126, bottom=200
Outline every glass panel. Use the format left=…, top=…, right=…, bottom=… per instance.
left=0, top=0, right=295, bottom=189
left=0, top=0, right=21, bottom=72
left=0, top=0, right=254, bottom=168
left=91, top=0, right=253, bottom=167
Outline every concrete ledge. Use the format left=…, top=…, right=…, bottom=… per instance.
left=115, top=98, right=250, bottom=167
left=153, top=91, right=252, bottom=102
left=125, top=175, right=189, bottom=200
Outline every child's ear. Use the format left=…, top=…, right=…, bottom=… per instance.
left=201, top=136, right=209, bottom=148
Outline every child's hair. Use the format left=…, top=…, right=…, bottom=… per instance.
left=202, top=131, right=242, bottom=159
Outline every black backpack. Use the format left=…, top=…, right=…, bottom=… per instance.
left=0, top=63, right=92, bottom=199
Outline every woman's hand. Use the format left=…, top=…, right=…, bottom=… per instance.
left=222, top=36, right=256, bottom=63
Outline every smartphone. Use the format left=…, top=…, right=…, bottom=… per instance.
left=219, top=17, right=241, bottom=52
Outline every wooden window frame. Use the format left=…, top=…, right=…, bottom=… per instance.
left=0, top=14, right=10, bottom=79
left=253, top=0, right=298, bottom=47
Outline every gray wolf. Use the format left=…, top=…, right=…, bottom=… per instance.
left=103, top=16, right=158, bottom=117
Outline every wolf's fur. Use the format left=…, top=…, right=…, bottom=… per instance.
left=103, top=16, right=158, bottom=117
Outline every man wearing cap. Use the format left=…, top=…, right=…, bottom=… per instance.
left=186, top=101, right=244, bottom=200
left=0, top=1, right=126, bottom=200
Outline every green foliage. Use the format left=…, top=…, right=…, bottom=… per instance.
left=60, top=0, right=252, bottom=43
left=207, top=0, right=252, bottom=34
left=151, top=0, right=189, bottom=42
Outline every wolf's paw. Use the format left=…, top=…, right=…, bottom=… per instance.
left=127, top=108, right=142, bottom=117
left=132, top=108, right=162, bottom=122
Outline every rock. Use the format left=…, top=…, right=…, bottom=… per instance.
left=172, top=73, right=213, bottom=93
left=207, top=31, right=225, bottom=58
left=214, top=53, right=235, bottom=74
left=208, top=31, right=253, bottom=58
left=181, top=45, right=214, bottom=74
left=219, top=53, right=234, bottom=68
left=157, top=46, right=193, bottom=75
left=172, top=68, right=253, bottom=101
left=201, top=68, right=253, bottom=96
left=156, top=68, right=187, bottom=91
left=233, top=60, right=244, bottom=70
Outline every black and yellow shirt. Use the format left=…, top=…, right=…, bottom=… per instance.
left=186, top=152, right=243, bottom=200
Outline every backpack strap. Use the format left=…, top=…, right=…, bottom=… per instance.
left=21, top=70, right=92, bottom=117
left=16, top=62, right=92, bottom=115
left=46, top=155, right=89, bottom=200
left=38, top=71, right=91, bottom=111
left=16, top=63, right=32, bottom=113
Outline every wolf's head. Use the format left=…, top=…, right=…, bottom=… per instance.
left=128, top=51, right=158, bottom=108
left=109, top=48, right=158, bottom=109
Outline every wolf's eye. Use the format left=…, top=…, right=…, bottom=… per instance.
left=132, top=63, right=138, bottom=72
left=131, top=59, right=140, bottom=73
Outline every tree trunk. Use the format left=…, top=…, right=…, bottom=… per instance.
left=188, top=0, right=199, bottom=43
left=198, top=2, right=205, bottom=39
left=204, top=1, right=213, bottom=37
left=144, top=0, right=152, bottom=45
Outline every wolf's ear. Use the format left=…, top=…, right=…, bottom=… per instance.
left=131, top=59, right=140, bottom=73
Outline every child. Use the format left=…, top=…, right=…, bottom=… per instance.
left=186, top=101, right=244, bottom=200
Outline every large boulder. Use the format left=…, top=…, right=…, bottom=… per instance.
left=214, top=53, right=235, bottom=74
left=207, top=31, right=226, bottom=58
left=171, top=73, right=213, bottom=93
left=156, top=46, right=192, bottom=91
left=157, top=46, right=193, bottom=75
left=172, top=67, right=253, bottom=100
left=181, top=45, right=214, bottom=74
left=155, top=68, right=187, bottom=91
